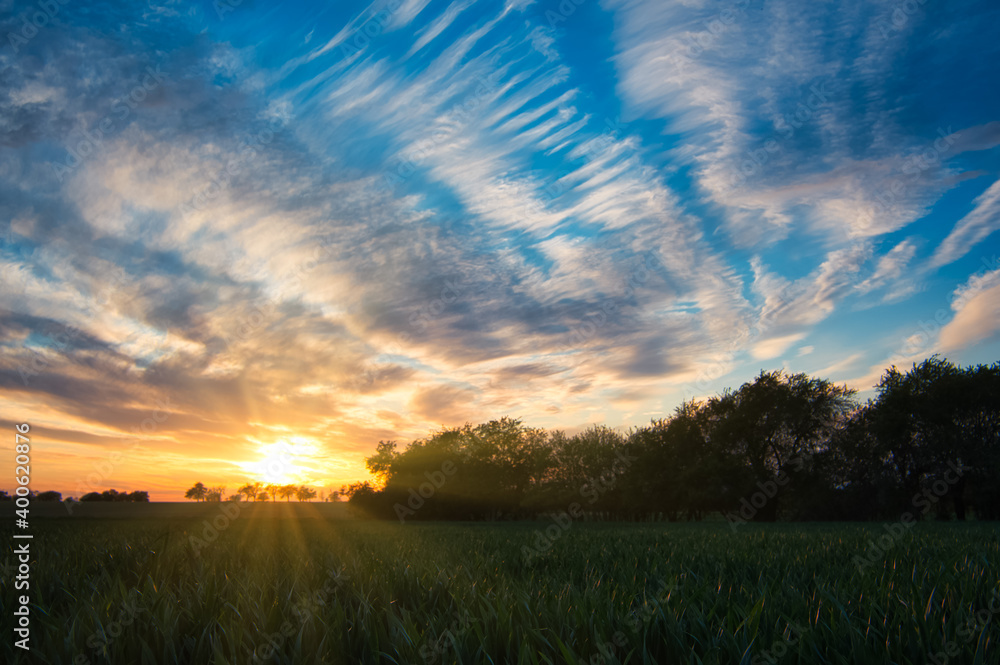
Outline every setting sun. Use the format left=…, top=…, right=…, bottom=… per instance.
left=236, top=443, right=300, bottom=485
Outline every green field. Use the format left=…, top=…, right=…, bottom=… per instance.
left=4, top=518, right=999, bottom=664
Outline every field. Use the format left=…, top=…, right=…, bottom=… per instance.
left=3, top=516, right=999, bottom=665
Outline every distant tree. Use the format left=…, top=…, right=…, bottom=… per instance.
left=128, top=491, right=150, bottom=502
left=227, top=494, right=242, bottom=502
left=0, top=491, right=11, bottom=501
left=35, top=491, right=63, bottom=502
left=80, top=492, right=103, bottom=502
left=264, top=483, right=279, bottom=502
left=238, top=482, right=262, bottom=502
left=296, top=486, right=317, bottom=502
left=205, top=486, right=225, bottom=502
left=185, top=482, right=207, bottom=502
left=257, top=493, right=270, bottom=501
left=278, top=484, right=297, bottom=502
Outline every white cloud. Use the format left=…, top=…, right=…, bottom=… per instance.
left=930, top=178, right=1000, bottom=268
left=940, top=268, right=1000, bottom=351
left=751, top=332, right=806, bottom=360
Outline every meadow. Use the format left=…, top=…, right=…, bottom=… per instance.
left=3, top=517, right=998, bottom=665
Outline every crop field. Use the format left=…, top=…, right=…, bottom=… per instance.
left=4, top=519, right=1000, bottom=665
left=3, top=518, right=999, bottom=665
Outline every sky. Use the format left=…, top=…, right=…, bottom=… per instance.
left=1, top=0, right=999, bottom=501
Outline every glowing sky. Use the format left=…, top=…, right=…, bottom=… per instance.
left=2, top=0, right=999, bottom=500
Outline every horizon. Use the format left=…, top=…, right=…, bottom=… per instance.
left=3, top=0, right=1000, bottom=503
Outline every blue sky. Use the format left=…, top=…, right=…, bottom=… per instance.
left=1, top=0, right=999, bottom=497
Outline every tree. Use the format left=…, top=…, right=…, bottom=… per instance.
left=365, top=441, right=399, bottom=485
left=238, top=482, right=262, bottom=502
left=80, top=492, right=103, bottom=502
left=296, top=486, right=317, bottom=502
left=185, top=482, right=207, bottom=502
left=35, top=491, right=62, bottom=502
left=278, top=484, right=297, bottom=502
left=706, top=370, right=855, bottom=521
left=264, top=484, right=279, bottom=502
left=128, top=490, right=150, bottom=502
left=205, top=486, right=225, bottom=502
left=0, top=491, right=11, bottom=501
left=866, top=357, right=1000, bottom=520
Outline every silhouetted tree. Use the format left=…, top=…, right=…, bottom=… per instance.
left=707, top=370, right=855, bottom=521
left=185, top=482, right=207, bottom=502
left=238, top=482, right=262, bottom=502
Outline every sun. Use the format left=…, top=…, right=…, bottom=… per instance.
left=253, top=442, right=300, bottom=485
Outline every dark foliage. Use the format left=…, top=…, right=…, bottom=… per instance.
left=350, top=358, right=999, bottom=522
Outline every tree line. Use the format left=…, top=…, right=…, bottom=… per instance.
left=343, top=357, right=1000, bottom=523
left=183, top=481, right=322, bottom=502
left=0, top=489, right=149, bottom=502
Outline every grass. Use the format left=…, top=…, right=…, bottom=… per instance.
left=2, top=517, right=998, bottom=664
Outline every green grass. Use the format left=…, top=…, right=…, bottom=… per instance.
left=3, top=518, right=998, bottom=664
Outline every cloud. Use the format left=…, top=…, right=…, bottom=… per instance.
left=856, top=238, right=919, bottom=302
left=751, top=333, right=806, bottom=361
left=930, top=178, right=1000, bottom=268
left=409, top=384, right=479, bottom=425
left=940, top=269, right=1000, bottom=351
